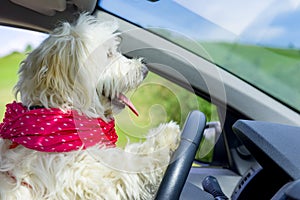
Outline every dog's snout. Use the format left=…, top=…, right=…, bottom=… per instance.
left=141, top=65, right=149, bottom=79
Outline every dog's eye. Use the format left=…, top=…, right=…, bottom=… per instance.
left=107, top=50, right=113, bottom=58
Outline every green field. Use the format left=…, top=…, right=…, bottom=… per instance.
left=0, top=52, right=26, bottom=119
left=167, top=36, right=300, bottom=110
left=205, top=42, right=300, bottom=110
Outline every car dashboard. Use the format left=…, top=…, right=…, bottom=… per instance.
left=179, top=120, right=300, bottom=200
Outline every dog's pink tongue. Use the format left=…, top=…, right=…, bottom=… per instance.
left=118, top=93, right=139, bottom=116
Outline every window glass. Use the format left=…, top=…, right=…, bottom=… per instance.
left=99, top=0, right=300, bottom=112
left=115, top=72, right=219, bottom=162
left=115, top=72, right=218, bottom=147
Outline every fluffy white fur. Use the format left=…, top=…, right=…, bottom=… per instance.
left=0, top=13, right=181, bottom=199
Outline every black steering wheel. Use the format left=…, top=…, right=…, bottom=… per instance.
left=155, top=110, right=206, bottom=199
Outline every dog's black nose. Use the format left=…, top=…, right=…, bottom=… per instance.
left=141, top=65, right=149, bottom=79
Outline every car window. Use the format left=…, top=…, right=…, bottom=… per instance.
left=99, top=0, right=300, bottom=113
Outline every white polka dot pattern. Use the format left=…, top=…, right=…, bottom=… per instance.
left=0, top=101, right=117, bottom=152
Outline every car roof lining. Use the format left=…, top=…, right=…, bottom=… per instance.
left=9, top=0, right=96, bottom=16
left=0, top=0, right=97, bottom=31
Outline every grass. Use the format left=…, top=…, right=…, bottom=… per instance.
left=0, top=52, right=26, bottom=119
left=200, top=42, right=300, bottom=109
left=154, top=28, right=300, bottom=111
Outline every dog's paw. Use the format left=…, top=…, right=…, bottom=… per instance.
left=124, top=121, right=181, bottom=155
left=146, top=121, right=181, bottom=152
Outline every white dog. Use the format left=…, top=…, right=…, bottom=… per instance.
left=0, top=13, right=180, bottom=199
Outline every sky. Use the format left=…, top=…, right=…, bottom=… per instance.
left=0, top=26, right=46, bottom=57
left=1, top=0, right=300, bottom=57
left=100, top=0, right=300, bottom=48
left=174, top=0, right=298, bottom=35
left=173, top=0, right=300, bottom=47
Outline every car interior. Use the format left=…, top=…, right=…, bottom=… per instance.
left=1, top=0, right=300, bottom=199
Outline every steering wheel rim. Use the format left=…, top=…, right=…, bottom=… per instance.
left=155, top=110, right=206, bottom=199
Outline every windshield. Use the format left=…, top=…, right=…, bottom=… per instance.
left=98, top=0, right=300, bottom=112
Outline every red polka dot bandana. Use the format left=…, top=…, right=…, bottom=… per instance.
left=0, top=101, right=117, bottom=152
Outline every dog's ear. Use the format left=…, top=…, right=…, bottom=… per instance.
left=15, top=16, right=93, bottom=111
